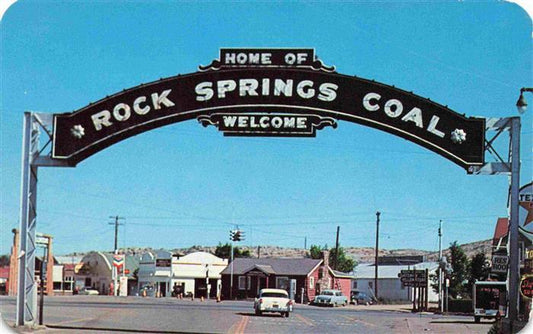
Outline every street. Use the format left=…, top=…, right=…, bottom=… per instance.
left=0, top=296, right=493, bottom=333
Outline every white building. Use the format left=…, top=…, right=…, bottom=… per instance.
left=353, top=262, right=439, bottom=302
left=138, top=251, right=228, bottom=298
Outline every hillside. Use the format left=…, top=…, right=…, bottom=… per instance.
left=155, top=239, right=492, bottom=263
left=67, top=239, right=492, bottom=264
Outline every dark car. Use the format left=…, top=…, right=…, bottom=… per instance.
left=350, top=290, right=373, bottom=305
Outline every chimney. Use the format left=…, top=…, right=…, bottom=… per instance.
left=322, top=250, right=330, bottom=268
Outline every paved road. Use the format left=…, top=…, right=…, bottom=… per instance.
left=1, top=296, right=493, bottom=333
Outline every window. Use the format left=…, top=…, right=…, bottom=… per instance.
left=238, top=276, right=246, bottom=290
left=368, top=281, right=373, bottom=289
left=352, top=281, right=358, bottom=289
left=318, top=268, right=323, bottom=279
left=276, top=277, right=289, bottom=290
left=247, top=276, right=251, bottom=289
left=53, top=282, right=62, bottom=290
left=309, top=277, right=315, bottom=289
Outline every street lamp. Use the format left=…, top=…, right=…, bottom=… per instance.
left=516, top=87, right=533, bottom=114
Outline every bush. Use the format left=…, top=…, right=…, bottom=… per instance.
left=447, top=298, right=473, bottom=313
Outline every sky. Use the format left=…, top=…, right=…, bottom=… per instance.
left=1, top=1, right=532, bottom=256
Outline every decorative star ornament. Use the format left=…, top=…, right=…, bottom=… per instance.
left=521, top=200, right=533, bottom=227
left=70, top=125, right=85, bottom=139
left=451, top=129, right=467, bottom=144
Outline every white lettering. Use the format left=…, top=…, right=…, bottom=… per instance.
left=91, top=110, right=113, bottom=131
left=223, top=116, right=237, bottom=127
left=297, top=117, right=307, bottom=129
left=297, top=53, right=308, bottom=64
left=238, top=116, right=248, bottom=127
left=260, top=116, right=269, bottom=128
left=248, top=53, right=260, bottom=64
left=274, top=79, right=293, bottom=97
left=236, top=53, right=247, bottom=64
left=271, top=117, right=283, bottom=128
left=113, top=103, right=131, bottom=121
left=401, top=107, right=423, bottom=128
left=225, top=53, right=236, bottom=64
left=363, top=92, right=381, bottom=111
left=217, top=80, right=237, bottom=98
left=384, top=99, right=403, bottom=118
left=262, top=78, right=270, bottom=96
left=261, top=53, right=272, bottom=64
left=151, top=89, right=175, bottom=110
left=133, top=96, right=150, bottom=115
left=239, top=79, right=259, bottom=96
left=250, top=116, right=259, bottom=128
left=285, top=53, right=296, bottom=65
left=284, top=117, right=296, bottom=128
left=318, top=83, right=338, bottom=102
left=427, top=115, right=445, bottom=138
left=297, top=80, right=315, bottom=99
left=195, top=82, right=214, bottom=102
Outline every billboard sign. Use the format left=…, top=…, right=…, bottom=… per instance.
left=51, top=48, right=485, bottom=169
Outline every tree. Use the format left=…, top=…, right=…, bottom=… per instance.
left=466, top=252, right=490, bottom=296
left=447, top=241, right=470, bottom=298
left=329, top=247, right=357, bottom=273
left=308, top=245, right=324, bottom=259
left=307, top=244, right=357, bottom=273
left=0, top=255, right=9, bottom=267
left=214, top=243, right=250, bottom=259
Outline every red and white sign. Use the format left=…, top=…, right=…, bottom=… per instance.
left=113, top=254, right=124, bottom=268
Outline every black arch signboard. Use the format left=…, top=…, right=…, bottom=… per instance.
left=52, top=48, right=485, bottom=170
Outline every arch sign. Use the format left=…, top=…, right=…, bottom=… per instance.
left=52, top=48, right=485, bottom=170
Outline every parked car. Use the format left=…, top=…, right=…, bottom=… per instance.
left=350, top=290, right=373, bottom=305
left=254, top=288, right=293, bottom=317
left=312, top=289, right=348, bottom=307
left=78, top=287, right=99, bottom=295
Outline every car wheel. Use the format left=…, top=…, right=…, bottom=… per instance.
left=343, top=301, right=347, bottom=307
left=474, top=316, right=480, bottom=323
left=255, top=309, right=261, bottom=316
left=285, top=312, right=290, bottom=318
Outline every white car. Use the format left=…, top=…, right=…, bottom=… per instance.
left=254, top=288, right=293, bottom=317
left=78, top=287, right=99, bottom=295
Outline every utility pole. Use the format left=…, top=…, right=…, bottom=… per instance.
left=109, top=216, right=124, bottom=296
left=375, top=212, right=380, bottom=301
left=334, top=226, right=340, bottom=270
left=304, top=237, right=307, bottom=250
left=438, top=219, right=443, bottom=313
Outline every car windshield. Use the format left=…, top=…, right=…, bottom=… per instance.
left=322, top=291, right=335, bottom=296
left=261, top=292, right=288, bottom=298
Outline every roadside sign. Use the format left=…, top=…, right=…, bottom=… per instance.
left=113, top=254, right=124, bottom=268
left=399, top=270, right=427, bottom=287
left=492, top=255, right=508, bottom=273
left=520, top=275, right=533, bottom=299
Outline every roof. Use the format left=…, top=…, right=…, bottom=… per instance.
left=55, top=255, right=84, bottom=265
left=221, top=258, right=322, bottom=276
left=493, top=217, right=508, bottom=245
left=330, top=269, right=355, bottom=279
left=354, top=262, right=439, bottom=279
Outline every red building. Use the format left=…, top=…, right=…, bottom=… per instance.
left=220, top=251, right=353, bottom=303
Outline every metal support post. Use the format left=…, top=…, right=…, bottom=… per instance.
left=16, top=112, right=39, bottom=326
left=508, top=117, right=521, bottom=322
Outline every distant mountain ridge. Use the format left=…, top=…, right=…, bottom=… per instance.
left=65, top=239, right=492, bottom=263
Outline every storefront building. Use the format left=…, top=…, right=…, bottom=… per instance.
left=138, top=251, right=228, bottom=298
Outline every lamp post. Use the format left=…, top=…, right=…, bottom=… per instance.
left=516, top=87, right=532, bottom=114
